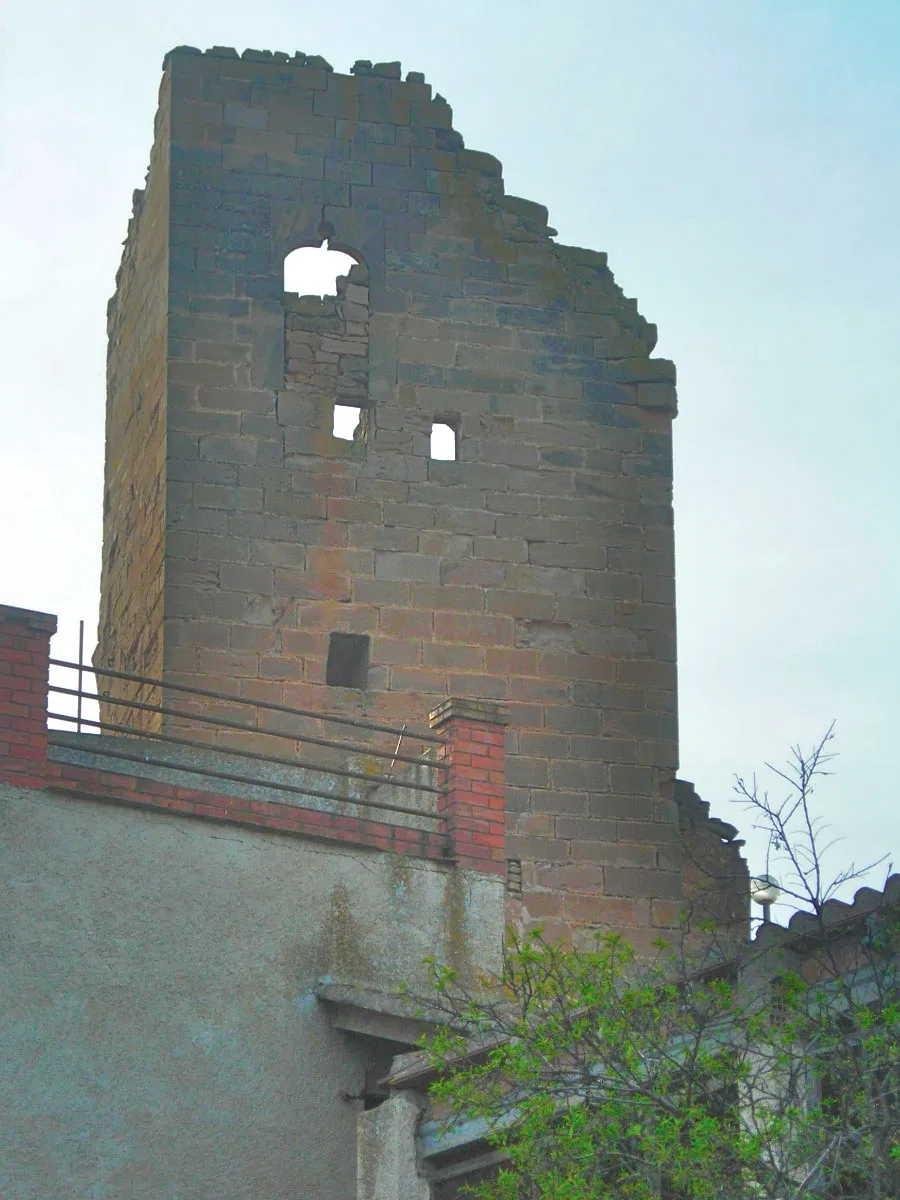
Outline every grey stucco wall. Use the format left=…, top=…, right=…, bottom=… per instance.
left=1, top=784, right=501, bottom=1199
left=358, top=1093, right=430, bottom=1200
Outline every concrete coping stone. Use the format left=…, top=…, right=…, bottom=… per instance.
left=428, top=698, right=510, bottom=729
left=0, top=603, right=57, bottom=635
left=315, top=980, right=440, bottom=1023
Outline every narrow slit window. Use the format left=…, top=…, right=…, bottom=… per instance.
left=431, top=420, right=458, bottom=460
left=333, top=404, right=362, bottom=441
left=326, top=633, right=370, bottom=689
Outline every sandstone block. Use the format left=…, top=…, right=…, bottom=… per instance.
left=374, top=551, right=439, bottom=584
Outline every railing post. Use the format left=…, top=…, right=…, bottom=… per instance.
left=429, top=698, right=508, bottom=875
left=0, top=604, right=57, bottom=788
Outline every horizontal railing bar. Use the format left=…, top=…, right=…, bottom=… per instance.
left=46, top=712, right=446, bottom=795
left=49, top=658, right=446, bottom=743
left=47, top=731, right=442, bottom=824
left=48, top=684, right=446, bottom=771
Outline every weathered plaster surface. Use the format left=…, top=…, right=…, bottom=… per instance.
left=0, top=783, right=501, bottom=1198
left=358, top=1093, right=430, bottom=1200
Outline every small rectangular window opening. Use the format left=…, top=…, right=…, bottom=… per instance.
left=430, top=419, right=458, bottom=460
left=333, top=404, right=362, bottom=441
left=326, top=633, right=370, bottom=689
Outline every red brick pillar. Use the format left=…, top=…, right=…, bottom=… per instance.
left=429, top=698, right=508, bottom=875
left=0, top=604, right=57, bottom=788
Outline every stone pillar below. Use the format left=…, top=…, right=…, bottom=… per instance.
left=357, top=1092, right=430, bottom=1200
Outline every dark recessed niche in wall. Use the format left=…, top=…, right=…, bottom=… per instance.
left=326, top=632, right=370, bottom=689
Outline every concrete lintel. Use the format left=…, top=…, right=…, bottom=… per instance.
left=316, top=981, right=441, bottom=1047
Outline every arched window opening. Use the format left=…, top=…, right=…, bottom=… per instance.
left=284, top=241, right=358, bottom=297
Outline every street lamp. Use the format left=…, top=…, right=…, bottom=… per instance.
left=750, top=874, right=782, bottom=925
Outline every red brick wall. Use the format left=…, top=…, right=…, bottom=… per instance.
left=0, top=605, right=56, bottom=788
left=431, top=698, right=507, bottom=876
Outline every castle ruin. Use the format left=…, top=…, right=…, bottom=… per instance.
left=97, top=46, right=744, bottom=942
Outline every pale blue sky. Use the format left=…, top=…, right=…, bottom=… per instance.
left=2, top=1, right=898, bottom=904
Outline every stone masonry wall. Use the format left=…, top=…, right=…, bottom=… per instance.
left=98, top=48, right=691, bottom=940
left=96, top=72, right=172, bottom=730
left=283, top=261, right=371, bottom=446
left=674, top=779, right=750, bottom=943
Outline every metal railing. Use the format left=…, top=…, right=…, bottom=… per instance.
left=46, top=654, right=447, bottom=826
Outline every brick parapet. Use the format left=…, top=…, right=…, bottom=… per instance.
left=0, top=603, right=509, bottom=871
left=0, top=605, right=57, bottom=788
left=42, top=763, right=447, bottom=860
left=430, top=698, right=508, bottom=876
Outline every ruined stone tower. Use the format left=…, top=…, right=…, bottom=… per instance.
left=98, top=48, right=702, bottom=942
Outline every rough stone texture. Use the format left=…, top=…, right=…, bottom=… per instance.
left=0, top=782, right=502, bottom=1199
left=96, top=49, right=732, bottom=937
left=96, top=76, right=171, bottom=725
left=284, top=263, right=371, bottom=446
left=674, top=778, right=750, bottom=941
